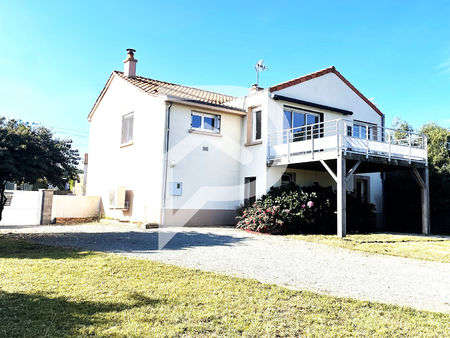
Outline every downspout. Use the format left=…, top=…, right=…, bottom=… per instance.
left=160, top=101, right=172, bottom=226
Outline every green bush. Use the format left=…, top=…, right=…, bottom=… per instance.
left=236, top=183, right=375, bottom=234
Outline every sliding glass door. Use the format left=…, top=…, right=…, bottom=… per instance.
left=283, top=107, right=319, bottom=143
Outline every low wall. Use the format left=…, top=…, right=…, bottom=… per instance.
left=51, top=195, right=101, bottom=219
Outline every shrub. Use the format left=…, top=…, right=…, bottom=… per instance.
left=236, top=183, right=376, bottom=235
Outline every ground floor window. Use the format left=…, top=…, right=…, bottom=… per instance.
left=354, top=176, right=370, bottom=203
left=244, top=177, right=256, bottom=206
left=281, top=172, right=296, bottom=186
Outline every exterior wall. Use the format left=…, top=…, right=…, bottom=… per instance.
left=164, top=103, right=243, bottom=226
left=239, top=90, right=271, bottom=201
left=86, top=76, right=167, bottom=223
left=51, top=195, right=101, bottom=219
left=272, top=72, right=382, bottom=125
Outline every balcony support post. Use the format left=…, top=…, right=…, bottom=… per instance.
left=412, top=167, right=430, bottom=234
left=337, top=154, right=347, bottom=238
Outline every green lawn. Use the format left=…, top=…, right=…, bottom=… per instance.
left=0, top=236, right=449, bottom=337
left=288, top=233, right=450, bottom=263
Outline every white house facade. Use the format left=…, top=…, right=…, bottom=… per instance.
left=86, top=50, right=429, bottom=237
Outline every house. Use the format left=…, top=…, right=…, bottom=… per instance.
left=86, top=49, right=429, bottom=237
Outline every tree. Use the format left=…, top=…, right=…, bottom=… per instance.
left=0, top=117, right=79, bottom=221
left=384, top=119, right=450, bottom=234
left=420, top=122, right=450, bottom=173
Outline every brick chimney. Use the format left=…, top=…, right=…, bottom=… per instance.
left=123, top=49, right=138, bottom=78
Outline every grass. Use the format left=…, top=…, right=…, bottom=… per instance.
left=0, top=236, right=449, bottom=337
left=288, top=233, right=450, bottom=263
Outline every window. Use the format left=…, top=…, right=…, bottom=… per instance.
left=350, top=121, right=377, bottom=141
left=253, top=110, right=262, bottom=141
left=244, top=177, right=256, bottom=206
left=281, top=173, right=296, bottom=186
left=354, top=176, right=370, bottom=203
left=121, top=113, right=134, bottom=144
left=283, top=107, right=320, bottom=142
left=191, top=111, right=221, bottom=133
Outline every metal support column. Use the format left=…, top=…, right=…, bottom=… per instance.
left=337, top=155, right=347, bottom=238
left=412, top=167, right=431, bottom=235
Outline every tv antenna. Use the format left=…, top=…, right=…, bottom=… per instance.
left=255, top=59, right=268, bottom=88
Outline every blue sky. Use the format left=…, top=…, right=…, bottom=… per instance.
left=1, top=1, right=449, bottom=156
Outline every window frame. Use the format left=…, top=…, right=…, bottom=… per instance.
left=190, top=111, right=221, bottom=134
left=350, top=120, right=378, bottom=141
left=252, top=109, right=262, bottom=142
left=282, top=106, right=321, bottom=142
left=121, top=112, right=134, bottom=146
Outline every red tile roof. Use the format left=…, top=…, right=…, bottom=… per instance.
left=269, top=66, right=383, bottom=117
left=114, top=71, right=237, bottom=106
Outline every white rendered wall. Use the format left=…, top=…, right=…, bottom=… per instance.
left=51, top=195, right=101, bottom=219
left=86, top=75, right=166, bottom=223
left=165, top=103, right=242, bottom=211
left=273, top=72, right=382, bottom=125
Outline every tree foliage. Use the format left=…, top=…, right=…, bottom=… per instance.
left=385, top=119, right=450, bottom=234
left=0, top=117, right=79, bottom=220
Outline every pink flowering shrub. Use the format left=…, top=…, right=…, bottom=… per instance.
left=236, top=182, right=376, bottom=234
left=236, top=183, right=331, bottom=234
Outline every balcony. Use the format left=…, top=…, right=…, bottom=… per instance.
left=268, top=119, right=428, bottom=166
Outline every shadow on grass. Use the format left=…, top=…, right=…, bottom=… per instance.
left=0, top=237, right=93, bottom=259
left=1, top=230, right=246, bottom=254
left=0, top=290, right=161, bottom=336
left=356, top=239, right=446, bottom=244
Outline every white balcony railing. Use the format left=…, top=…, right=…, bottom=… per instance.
left=268, top=119, right=428, bottom=165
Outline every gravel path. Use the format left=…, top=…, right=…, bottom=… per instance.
left=1, top=223, right=449, bottom=313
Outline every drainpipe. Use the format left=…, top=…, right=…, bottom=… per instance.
left=160, top=102, right=172, bottom=226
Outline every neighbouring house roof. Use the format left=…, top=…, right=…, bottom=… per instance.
left=269, top=66, right=383, bottom=117
left=88, top=71, right=244, bottom=120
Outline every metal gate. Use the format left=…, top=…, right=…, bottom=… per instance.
left=0, top=190, right=43, bottom=225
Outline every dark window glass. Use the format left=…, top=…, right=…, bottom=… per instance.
left=204, top=117, right=215, bottom=130
left=191, top=114, right=202, bottom=128
left=255, top=110, right=261, bottom=140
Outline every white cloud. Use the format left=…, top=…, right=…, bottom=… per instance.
left=436, top=59, right=450, bottom=74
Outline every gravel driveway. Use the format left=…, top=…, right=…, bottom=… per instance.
left=1, top=223, right=449, bottom=313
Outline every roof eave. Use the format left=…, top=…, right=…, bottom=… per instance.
left=269, top=66, right=384, bottom=117
left=166, top=95, right=246, bottom=115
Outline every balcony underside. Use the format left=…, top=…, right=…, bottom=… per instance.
left=277, top=153, right=425, bottom=175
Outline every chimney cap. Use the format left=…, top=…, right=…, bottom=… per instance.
left=126, top=48, right=136, bottom=54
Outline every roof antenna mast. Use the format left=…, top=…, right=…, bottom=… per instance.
left=255, top=59, right=268, bottom=88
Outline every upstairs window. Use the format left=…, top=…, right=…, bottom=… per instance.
left=121, top=113, right=134, bottom=144
left=253, top=110, right=262, bottom=141
left=349, top=121, right=377, bottom=141
left=191, top=111, right=221, bottom=133
left=283, top=107, right=320, bottom=142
